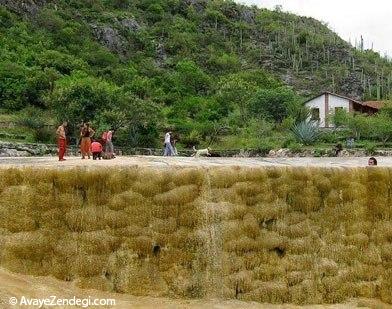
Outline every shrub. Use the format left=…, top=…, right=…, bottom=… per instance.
left=319, top=131, right=339, bottom=144
left=287, top=142, right=302, bottom=153
left=282, top=136, right=296, bottom=148
left=180, top=130, right=202, bottom=148
left=313, top=148, right=327, bottom=157
left=291, top=121, right=320, bottom=145
left=34, top=127, right=55, bottom=143
left=364, top=142, right=376, bottom=155
left=256, top=141, right=277, bottom=155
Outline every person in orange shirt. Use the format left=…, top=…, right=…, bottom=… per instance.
left=91, top=140, right=103, bottom=160
left=56, top=121, right=68, bottom=161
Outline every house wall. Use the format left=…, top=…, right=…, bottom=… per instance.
left=306, top=94, right=350, bottom=127
left=305, top=94, right=326, bottom=127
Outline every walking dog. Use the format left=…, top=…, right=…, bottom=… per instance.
left=192, top=146, right=211, bottom=157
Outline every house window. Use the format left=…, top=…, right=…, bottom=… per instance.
left=310, top=108, right=320, bottom=121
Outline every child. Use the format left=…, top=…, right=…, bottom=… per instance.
left=91, top=140, right=103, bottom=160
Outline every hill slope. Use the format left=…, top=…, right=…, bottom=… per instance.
left=1, top=0, right=392, bottom=147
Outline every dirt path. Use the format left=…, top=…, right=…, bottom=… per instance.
left=0, top=155, right=386, bottom=169
left=0, top=268, right=390, bottom=309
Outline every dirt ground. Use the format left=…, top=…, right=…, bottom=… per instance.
left=0, top=268, right=390, bottom=309
left=0, top=155, right=387, bottom=169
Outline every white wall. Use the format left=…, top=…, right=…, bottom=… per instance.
left=305, top=94, right=326, bottom=127
left=327, top=95, right=349, bottom=127
left=305, top=94, right=350, bottom=127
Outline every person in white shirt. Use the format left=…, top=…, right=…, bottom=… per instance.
left=164, top=131, right=174, bottom=156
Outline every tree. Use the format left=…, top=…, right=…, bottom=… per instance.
left=249, top=87, right=302, bottom=123
left=174, top=60, right=210, bottom=95
left=332, top=107, right=349, bottom=128
left=346, top=114, right=370, bottom=140
left=95, top=93, right=161, bottom=147
left=371, top=112, right=392, bottom=146
left=0, top=62, right=29, bottom=110
left=48, top=72, right=119, bottom=124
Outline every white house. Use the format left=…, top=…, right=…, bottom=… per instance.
left=304, top=92, right=380, bottom=128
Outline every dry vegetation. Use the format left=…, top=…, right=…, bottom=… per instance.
left=0, top=166, right=391, bottom=305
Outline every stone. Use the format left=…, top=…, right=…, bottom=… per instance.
left=276, top=148, right=290, bottom=157
left=182, top=0, right=208, bottom=12
left=339, top=72, right=363, bottom=100
left=0, top=148, right=29, bottom=157
left=156, top=42, right=167, bottom=64
left=90, top=24, right=125, bottom=53
left=0, top=0, right=46, bottom=16
left=120, top=18, right=141, bottom=32
left=268, top=150, right=277, bottom=157
left=241, top=8, right=255, bottom=24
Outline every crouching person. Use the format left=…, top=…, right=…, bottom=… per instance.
left=91, top=140, right=103, bottom=160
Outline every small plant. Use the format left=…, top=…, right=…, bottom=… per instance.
left=287, top=142, right=302, bottom=153
left=364, top=142, right=377, bottom=155
left=291, top=121, right=320, bottom=145
left=34, top=127, right=55, bottom=143
left=313, top=148, right=326, bottom=157
left=256, top=142, right=275, bottom=155
left=282, top=135, right=296, bottom=148
left=319, top=131, right=338, bottom=143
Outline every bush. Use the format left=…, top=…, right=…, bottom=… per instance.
left=249, top=87, right=303, bottom=123
left=180, top=130, right=202, bottom=148
left=282, top=136, right=296, bottom=148
left=364, top=142, right=376, bottom=155
left=319, top=131, right=339, bottom=144
left=291, top=121, right=320, bottom=145
left=287, top=142, right=302, bottom=153
left=256, top=141, right=276, bottom=155
left=34, top=127, right=55, bottom=143
left=16, top=108, right=47, bottom=129
left=313, top=148, right=327, bottom=157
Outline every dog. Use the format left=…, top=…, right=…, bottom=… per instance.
left=192, top=146, right=211, bottom=157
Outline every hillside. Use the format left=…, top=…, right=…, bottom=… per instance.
left=1, top=0, right=392, bottom=148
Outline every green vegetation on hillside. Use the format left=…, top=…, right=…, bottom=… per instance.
left=1, top=0, right=392, bottom=149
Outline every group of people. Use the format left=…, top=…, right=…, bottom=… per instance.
left=57, top=123, right=379, bottom=165
left=56, top=121, right=115, bottom=161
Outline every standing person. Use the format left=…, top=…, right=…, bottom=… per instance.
left=171, top=135, right=178, bottom=156
left=91, top=140, right=103, bottom=160
left=105, top=128, right=115, bottom=159
left=80, top=122, right=95, bottom=159
left=101, top=130, right=107, bottom=154
left=56, top=121, right=68, bottom=161
left=163, top=131, right=174, bottom=156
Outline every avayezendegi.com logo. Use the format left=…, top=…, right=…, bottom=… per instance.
left=9, top=296, right=116, bottom=308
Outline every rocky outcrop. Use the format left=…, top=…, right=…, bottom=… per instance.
left=0, top=0, right=47, bottom=15
left=120, top=18, right=141, bottom=32
left=90, top=24, right=125, bottom=54
left=155, top=42, right=167, bottom=65
left=240, top=7, right=255, bottom=24
left=0, top=142, right=57, bottom=157
left=181, top=0, right=208, bottom=13
left=0, top=142, right=389, bottom=158
left=267, top=148, right=376, bottom=158
left=339, top=72, right=364, bottom=100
